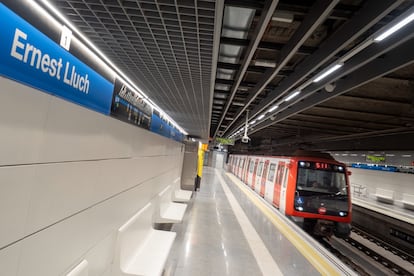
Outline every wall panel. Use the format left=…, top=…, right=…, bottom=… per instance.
left=0, top=77, right=184, bottom=275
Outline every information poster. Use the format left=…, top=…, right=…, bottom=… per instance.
left=110, top=79, right=152, bottom=129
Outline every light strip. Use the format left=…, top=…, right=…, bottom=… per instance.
left=268, top=104, right=279, bottom=112
left=284, top=90, right=301, bottom=102
left=312, top=63, right=343, bottom=83
left=374, top=12, right=414, bottom=42
left=340, top=39, right=373, bottom=63
left=257, top=114, right=265, bottom=120
left=34, top=0, right=188, bottom=135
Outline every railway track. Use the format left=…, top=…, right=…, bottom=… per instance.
left=318, top=237, right=371, bottom=276
left=321, top=227, right=414, bottom=275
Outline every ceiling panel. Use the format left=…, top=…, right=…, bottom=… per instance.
left=42, top=0, right=414, bottom=152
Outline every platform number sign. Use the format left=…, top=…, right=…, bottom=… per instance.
left=60, top=25, right=72, bottom=51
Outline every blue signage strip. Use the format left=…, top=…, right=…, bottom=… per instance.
left=0, top=3, right=114, bottom=114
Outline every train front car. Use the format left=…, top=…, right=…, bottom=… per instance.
left=287, top=155, right=352, bottom=238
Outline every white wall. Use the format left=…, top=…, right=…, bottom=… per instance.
left=349, top=168, right=414, bottom=201
left=0, top=76, right=184, bottom=276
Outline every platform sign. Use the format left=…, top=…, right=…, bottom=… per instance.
left=0, top=3, right=114, bottom=115
left=110, top=79, right=152, bottom=129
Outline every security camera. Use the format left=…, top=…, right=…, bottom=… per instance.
left=241, top=135, right=250, bottom=144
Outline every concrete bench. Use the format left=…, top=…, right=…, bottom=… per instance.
left=66, top=260, right=88, bottom=276
left=155, top=185, right=187, bottom=223
left=173, top=189, right=193, bottom=202
left=172, top=177, right=193, bottom=203
left=374, top=188, right=394, bottom=204
left=402, top=193, right=414, bottom=211
left=112, top=202, right=176, bottom=276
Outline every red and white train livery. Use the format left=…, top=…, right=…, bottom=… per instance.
left=228, top=151, right=352, bottom=238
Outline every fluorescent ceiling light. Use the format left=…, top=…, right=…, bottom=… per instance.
left=313, top=63, right=343, bottom=83
left=284, top=90, right=301, bottom=102
left=340, top=39, right=373, bottom=63
left=250, top=120, right=256, bottom=125
left=272, top=11, right=294, bottom=23
left=253, top=59, right=276, bottom=68
left=268, top=104, right=279, bottom=112
left=257, top=114, right=265, bottom=120
left=35, top=0, right=188, bottom=135
left=374, top=12, right=414, bottom=42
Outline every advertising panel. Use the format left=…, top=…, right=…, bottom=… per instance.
left=111, top=79, right=152, bottom=129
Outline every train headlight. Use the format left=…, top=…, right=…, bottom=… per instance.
left=299, top=161, right=305, bottom=167
left=339, top=211, right=348, bottom=216
left=297, top=206, right=304, bottom=211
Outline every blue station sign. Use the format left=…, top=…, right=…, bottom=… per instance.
left=0, top=3, right=114, bottom=114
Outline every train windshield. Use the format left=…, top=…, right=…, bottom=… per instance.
left=296, top=161, right=348, bottom=196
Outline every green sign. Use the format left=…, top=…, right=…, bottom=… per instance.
left=366, top=155, right=385, bottom=163
left=215, top=137, right=234, bottom=145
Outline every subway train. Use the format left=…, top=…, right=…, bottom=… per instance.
left=228, top=151, right=352, bottom=238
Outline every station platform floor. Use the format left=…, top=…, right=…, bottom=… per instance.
left=164, top=167, right=354, bottom=276
left=352, top=194, right=414, bottom=225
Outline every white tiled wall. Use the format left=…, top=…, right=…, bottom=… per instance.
left=0, top=77, right=184, bottom=275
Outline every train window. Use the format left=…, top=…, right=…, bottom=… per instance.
left=257, top=162, right=263, bottom=176
left=239, top=159, right=244, bottom=168
left=296, top=161, right=348, bottom=195
left=249, top=161, right=254, bottom=173
left=282, top=166, right=288, bottom=188
left=268, top=163, right=276, bottom=182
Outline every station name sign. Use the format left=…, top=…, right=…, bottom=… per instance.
left=0, top=3, right=114, bottom=114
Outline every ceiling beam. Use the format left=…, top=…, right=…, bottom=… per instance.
left=251, top=37, right=414, bottom=137
left=213, top=0, right=280, bottom=137
left=302, top=107, right=411, bottom=127
left=223, top=0, right=340, bottom=136
left=220, top=37, right=316, bottom=54
left=227, top=0, right=404, bottom=137
left=208, top=0, right=225, bottom=139
left=225, top=0, right=264, bottom=10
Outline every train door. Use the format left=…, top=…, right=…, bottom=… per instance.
left=272, top=161, right=283, bottom=208
left=260, top=160, right=269, bottom=197
left=243, top=157, right=250, bottom=183
left=232, top=156, right=237, bottom=173
left=279, top=162, right=290, bottom=214
left=238, top=158, right=244, bottom=178
left=251, top=159, right=259, bottom=189
left=237, top=158, right=243, bottom=178
left=240, top=156, right=249, bottom=182
left=265, top=161, right=276, bottom=203
left=234, top=157, right=239, bottom=176
left=247, top=159, right=255, bottom=186
left=254, top=160, right=264, bottom=192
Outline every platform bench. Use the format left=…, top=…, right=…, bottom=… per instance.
left=172, top=177, right=193, bottom=203
left=173, top=189, right=193, bottom=203
left=66, top=260, right=88, bottom=276
left=374, top=188, right=394, bottom=204
left=112, top=202, right=176, bottom=276
left=155, top=185, right=187, bottom=224
left=402, top=193, right=414, bottom=211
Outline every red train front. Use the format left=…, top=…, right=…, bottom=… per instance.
left=228, top=151, right=352, bottom=238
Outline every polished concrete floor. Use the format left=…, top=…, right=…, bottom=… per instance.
left=164, top=167, right=321, bottom=276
